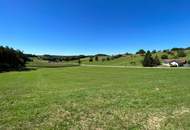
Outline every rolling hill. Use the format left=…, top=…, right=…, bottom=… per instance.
left=27, top=49, right=190, bottom=67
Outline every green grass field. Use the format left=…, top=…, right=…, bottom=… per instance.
left=0, top=67, right=190, bottom=129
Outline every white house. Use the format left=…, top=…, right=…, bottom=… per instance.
left=162, top=59, right=187, bottom=67
left=170, top=61, right=179, bottom=67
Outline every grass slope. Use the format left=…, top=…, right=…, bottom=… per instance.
left=81, top=50, right=190, bottom=66
left=0, top=67, right=190, bottom=129
left=81, top=55, right=144, bottom=66
left=27, top=58, right=79, bottom=68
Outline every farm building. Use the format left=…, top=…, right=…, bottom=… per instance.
left=162, top=59, right=187, bottom=67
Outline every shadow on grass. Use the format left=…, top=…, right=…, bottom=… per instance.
left=27, top=64, right=80, bottom=68
left=0, top=67, right=37, bottom=73
left=0, top=64, right=81, bottom=73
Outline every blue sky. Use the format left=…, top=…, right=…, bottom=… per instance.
left=0, top=0, right=190, bottom=55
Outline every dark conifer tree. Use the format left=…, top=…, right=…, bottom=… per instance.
left=95, top=56, right=99, bottom=61
left=154, top=55, right=161, bottom=65
left=142, top=51, right=154, bottom=67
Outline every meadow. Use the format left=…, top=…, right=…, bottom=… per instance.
left=0, top=66, right=190, bottom=129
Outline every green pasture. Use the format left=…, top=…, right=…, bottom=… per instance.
left=0, top=67, right=190, bottom=129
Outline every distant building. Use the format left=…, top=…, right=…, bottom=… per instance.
left=162, top=59, right=187, bottom=67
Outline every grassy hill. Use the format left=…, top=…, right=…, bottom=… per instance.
left=80, top=50, right=190, bottom=66
left=26, top=57, right=79, bottom=68
left=81, top=55, right=144, bottom=66
left=26, top=50, right=190, bottom=67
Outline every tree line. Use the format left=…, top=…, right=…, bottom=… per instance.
left=1, top=45, right=189, bottom=70
left=0, top=46, right=30, bottom=71
left=41, top=55, right=87, bottom=62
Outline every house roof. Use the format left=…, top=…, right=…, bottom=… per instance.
left=162, top=59, right=187, bottom=64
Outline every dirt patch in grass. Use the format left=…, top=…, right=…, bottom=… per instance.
left=173, top=107, right=190, bottom=117
left=147, top=114, right=166, bottom=130
left=146, top=107, right=190, bottom=130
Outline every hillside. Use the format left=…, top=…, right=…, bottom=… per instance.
left=26, top=57, right=79, bottom=68
left=80, top=50, right=190, bottom=66
left=26, top=49, right=190, bottom=67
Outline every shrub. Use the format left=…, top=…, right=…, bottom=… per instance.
left=161, top=54, right=168, bottom=59
left=102, top=58, right=106, bottom=62
left=154, top=55, right=161, bottom=65
left=95, top=56, right=99, bottom=61
left=188, top=60, right=190, bottom=64
left=172, top=55, right=178, bottom=59
left=78, top=59, right=81, bottom=64
left=130, top=61, right=136, bottom=65
left=89, top=57, right=93, bottom=62
left=177, top=50, right=186, bottom=57
left=106, top=57, right=110, bottom=61
left=110, top=56, right=114, bottom=60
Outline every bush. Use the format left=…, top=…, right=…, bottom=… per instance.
left=78, top=59, right=81, bottom=64
left=188, top=60, right=190, bottom=64
left=106, top=57, right=110, bottom=61
left=95, top=56, right=99, bottom=61
left=172, top=55, right=178, bottom=59
left=177, top=50, right=186, bottom=57
left=161, top=54, right=168, bottom=59
left=130, top=61, right=136, bottom=65
left=102, top=58, right=106, bottom=62
left=89, top=57, right=93, bottom=62
left=154, top=55, right=161, bottom=65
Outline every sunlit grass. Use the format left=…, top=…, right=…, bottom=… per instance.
left=0, top=67, right=190, bottom=129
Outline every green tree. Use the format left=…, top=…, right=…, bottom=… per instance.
left=188, top=60, right=190, bottom=64
left=136, top=49, right=146, bottom=55
left=0, top=46, right=29, bottom=71
left=106, top=57, right=110, bottom=61
left=154, top=55, right=161, bottom=65
left=95, top=56, right=99, bottom=61
left=161, top=54, right=168, bottom=59
left=78, top=59, right=81, bottom=65
left=163, top=49, right=169, bottom=53
left=142, top=51, right=154, bottom=67
left=89, top=57, right=93, bottom=62
left=177, top=50, right=186, bottom=57
left=152, top=50, right=157, bottom=54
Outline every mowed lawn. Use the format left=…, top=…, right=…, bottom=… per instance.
left=0, top=67, right=190, bottom=130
